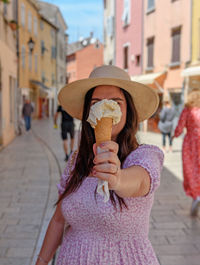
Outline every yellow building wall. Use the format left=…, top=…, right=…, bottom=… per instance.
left=18, top=0, right=41, bottom=116
left=0, top=0, right=17, bottom=147
left=40, top=18, right=57, bottom=92
left=191, top=0, right=200, bottom=63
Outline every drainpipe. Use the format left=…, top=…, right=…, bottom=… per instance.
left=16, top=0, right=21, bottom=135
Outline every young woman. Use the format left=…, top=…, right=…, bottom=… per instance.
left=36, top=65, right=164, bottom=265
left=173, top=89, right=200, bottom=216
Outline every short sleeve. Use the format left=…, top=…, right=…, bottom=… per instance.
left=57, top=105, right=62, bottom=113
left=123, top=145, right=164, bottom=195
left=57, top=151, right=77, bottom=196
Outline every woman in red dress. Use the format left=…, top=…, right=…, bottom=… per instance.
left=174, top=89, right=200, bottom=216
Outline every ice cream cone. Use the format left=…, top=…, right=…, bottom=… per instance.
left=94, top=117, right=112, bottom=146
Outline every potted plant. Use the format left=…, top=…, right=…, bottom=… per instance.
left=9, top=20, right=18, bottom=31
left=1, top=0, right=10, bottom=3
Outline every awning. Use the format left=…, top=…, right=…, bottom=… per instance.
left=131, top=71, right=165, bottom=84
left=30, top=80, right=50, bottom=90
left=131, top=71, right=166, bottom=92
left=181, top=66, right=200, bottom=77
left=30, top=80, right=54, bottom=98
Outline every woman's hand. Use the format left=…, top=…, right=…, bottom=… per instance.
left=92, top=141, right=121, bottom=190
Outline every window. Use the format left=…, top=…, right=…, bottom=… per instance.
left=9, top=77, right=13, bottom=123
left=35, top=54, right=38, bottom=73
left=147, top=0, right=155, bottom=10
left=42, top=72, right=45, bottom=83
left=52, top=73, right=55, bottom=86
left=40, top=20, right=44, bottom=30
left=123, top=45, right=129, bottom=70
left=41, top=40, right=45, bottom=55
left=67, top=54, right=75, bottom=63
left=34, top=17, right=38, bottom=36
left=147, top=37, right=154, bottom=68
left=3, top=3, right=7, bottom=16
left=59, top=44, right=64, bottom=60
left=51, top=29, right=55, bottom=39
left=21, top=45, right=25, bottom=68
left=171, top=27, right=181, bottom=64
left=9, top=76, right=16, bottom=124
left=21, top=4, right=25, bottom=27
left=136, top=55, right=141, bottom=66
left=122, top=0, right=130, bottom=27
left=28, top=11, right=32, bottom=32
left=12, top=0, right=17, bottom=21
left=28, top=52, right=32, bottom=71
left=107, top=16, right=114, bottom=37
left=51, top=46, right=56, bottom=59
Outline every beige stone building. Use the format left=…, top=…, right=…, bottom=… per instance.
left=37, top=12, right=57, bottom=118
left=103, top=0, right=115, bottom=65
left=0, top=0, right=18, bottom=147
left=18, top=0, right=41, bottom=117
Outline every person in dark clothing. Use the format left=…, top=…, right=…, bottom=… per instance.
left=54, top=105, right=75, bottom=161
left=22, top=99, right=34, bottom=131
left=158, top=99, right=176, bottom=152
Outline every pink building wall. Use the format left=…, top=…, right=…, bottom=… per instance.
left=143, top=0, right=191, bottom=91
left=115, top=0, right=143, bottom=76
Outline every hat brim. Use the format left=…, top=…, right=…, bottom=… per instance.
left=58, top=77, right=159, bottom=122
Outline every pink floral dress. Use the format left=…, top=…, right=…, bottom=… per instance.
left=174, top=107, right=200, bottom=199
left=56, top=144, right=164, bottom=265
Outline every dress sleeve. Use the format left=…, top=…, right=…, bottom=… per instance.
left=57, top=151, right=77, bottom=196
left=123, top=145, right=164, bottom=195
left=174, top=107, right=188, bottom=137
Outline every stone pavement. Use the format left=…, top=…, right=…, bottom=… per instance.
left=0, top=118, right=199, bottom=265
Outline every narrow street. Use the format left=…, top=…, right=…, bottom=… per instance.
left=0, top=118, right=200, bottom=265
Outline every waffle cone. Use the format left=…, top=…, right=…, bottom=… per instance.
left=94, top=117, right=113, bottom=146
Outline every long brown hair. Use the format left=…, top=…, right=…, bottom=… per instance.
left=57, top=87, right=139, bottom=210
left=185, top=88, right=200, bottom=108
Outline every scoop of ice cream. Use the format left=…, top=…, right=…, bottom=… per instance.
left=87, top=99, right=122, bottom=128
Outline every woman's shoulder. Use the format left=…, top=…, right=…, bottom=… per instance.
left=123, top=144, right=164, bottom=168
left=131, top=144, right=163, bottom=154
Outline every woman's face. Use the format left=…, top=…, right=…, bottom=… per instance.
left=91, top=85, right=127, bottom=141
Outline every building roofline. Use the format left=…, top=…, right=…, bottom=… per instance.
left=37, top=1, right=68, bottom=29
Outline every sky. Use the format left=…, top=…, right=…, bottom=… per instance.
left=42, top=0, right=104, bottom=43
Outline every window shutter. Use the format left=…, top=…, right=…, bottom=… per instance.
left=147, top=38, right=154, bottom=68
left=171, top=28, right=181, bottom=63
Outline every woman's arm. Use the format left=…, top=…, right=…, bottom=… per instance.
left=113, top=165, right=150, bottom=198
left=174, top=107, right=187, bottom=137
left=92, top=142, right=152, bottom=198
left=35, top=200, right=65, bottom=265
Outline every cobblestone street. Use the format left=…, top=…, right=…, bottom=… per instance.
left=0, top=118, right=200, bottom=265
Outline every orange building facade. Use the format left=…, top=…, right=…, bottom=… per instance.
left=67, top=38, right=103, bottom=83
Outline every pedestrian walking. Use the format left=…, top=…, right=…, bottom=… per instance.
left=158, top=99, right=176, bottom=152
left=54, top=105, right=75, bottom=161
left=22, top=98, right=34, bottom=131
left=36, top=65, right=164, bottom=265
left=173, top=89, right=200, bottom=216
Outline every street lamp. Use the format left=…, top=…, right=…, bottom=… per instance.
left=27, top=37, right=35, bottom=53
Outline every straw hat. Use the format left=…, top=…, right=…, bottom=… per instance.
left=58, top=65, right=159, bottom=122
